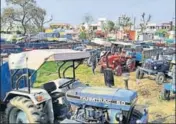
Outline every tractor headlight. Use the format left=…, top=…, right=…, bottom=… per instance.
left=154, top=66, right=157, bottom=70
left=136, top=120, right=142, bottom=123
left=34, top=93, right=45, bottom=102
left=116, top=113, right=123, bottom=122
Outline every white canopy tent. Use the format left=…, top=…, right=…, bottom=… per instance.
left=8, top=49, right=90, bottom=70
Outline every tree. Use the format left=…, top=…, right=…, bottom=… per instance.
left=118, top=15, right=133, bottom=31
left=83, top=13, right=94, bottom=24
left=106, top=20, right=115, bottom=32
left=5, top=0, right=38, bottom=35
left=140, top=12, right=151, bottom=33
left=1, top=7, right=14, bottom=32
left=2, top=0, right=51, bottom=35
left=31, top=7, right=53, bottom=32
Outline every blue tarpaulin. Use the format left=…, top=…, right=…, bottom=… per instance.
left=1, top=62, right=11, bottom=101
left=0, top=62, right=37, bottom=101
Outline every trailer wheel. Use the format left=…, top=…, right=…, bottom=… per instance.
left=136, top=69, right=144, bottom=79
left=5, top=96, right=41, bottom=123
left=156, top=72, right=165, bottom=85
left=161, top=89, right=170, bottom=100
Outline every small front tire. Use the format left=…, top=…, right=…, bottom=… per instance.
left=156, top=72, right=165, bottom=85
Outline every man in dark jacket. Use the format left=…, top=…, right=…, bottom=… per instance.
left=90, top=53, right=97, bottom=74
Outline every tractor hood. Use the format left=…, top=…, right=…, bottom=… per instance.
left=66, top=87, right=137, bottom=111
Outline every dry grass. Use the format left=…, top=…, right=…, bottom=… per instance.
left=34, top=62, right=175, bottom=123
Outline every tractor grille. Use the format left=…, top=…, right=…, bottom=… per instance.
left=144, top=62, right=152, bottom=69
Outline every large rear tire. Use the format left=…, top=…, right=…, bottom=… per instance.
left=126, top=59, right=136, bottom=72
left=5, top=96, right=41, bottom=123
left=136, top=68, right=144, bottom=79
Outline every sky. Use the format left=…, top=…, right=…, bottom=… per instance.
left=1, top=0, right=175, bottom=26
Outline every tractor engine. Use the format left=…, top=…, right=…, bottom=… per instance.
left=73, top=107, right=107, bottom=123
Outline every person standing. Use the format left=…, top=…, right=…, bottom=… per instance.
left=90, top=53, right=97, bottom=75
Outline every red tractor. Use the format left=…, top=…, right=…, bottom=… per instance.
left=99, top=51, right=136, bottom=76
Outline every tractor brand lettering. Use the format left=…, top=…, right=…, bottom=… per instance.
left=81, top=97, right=111, bottom=104
left=80, top=97, right=127, bottom=105
left=67, top=95, right=131, bottom=105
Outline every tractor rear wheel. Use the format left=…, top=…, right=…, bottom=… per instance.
left=127, top=59, right=136, bottom=72
left=136, top=69, right=144, bottom=79
left=5, top=96, right=41, bottom=123
left=161, top=89, right=170, bottom=100
left=156, top=72, right=165, bottom=85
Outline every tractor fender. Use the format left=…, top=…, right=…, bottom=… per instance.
left=3, top=89, right=51, bottom=105
left=3, top=89, right=54, bottom=123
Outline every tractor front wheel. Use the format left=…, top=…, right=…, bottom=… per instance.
left=161, top=89, right=170, bottom=100
left=5, top=96, right=41, bottom=123
left=156, top=72, right=165, bottom=85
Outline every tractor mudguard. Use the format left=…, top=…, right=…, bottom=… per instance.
left=3, top=88, right=51, bottom=105
left=4, top=89, right=54, bottom=123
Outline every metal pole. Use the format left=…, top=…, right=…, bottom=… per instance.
left=26, top=57, right=30, bottom=93
left=124, top=80, right=128, bottom=89
left=73, top=60, right=75, bottom=79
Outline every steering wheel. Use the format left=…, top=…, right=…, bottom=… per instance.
left=59, top=79, right=75, bottom=89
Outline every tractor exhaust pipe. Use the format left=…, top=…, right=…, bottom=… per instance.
left=122, top=73, right=130, bottom=89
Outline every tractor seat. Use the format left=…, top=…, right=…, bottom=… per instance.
left=42, top=82, right=65, bottom=100
left=43, top=82, right=57, bottom=93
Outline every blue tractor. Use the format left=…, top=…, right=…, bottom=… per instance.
left=1, top=49, right=149, bottom=123
left=136, top=52, right=174, bottom=85
left=0, top=49, right=89, bottom=123
left=161, top=58, right=176, bottom=100
left=61, top=86, right=148, bottom=123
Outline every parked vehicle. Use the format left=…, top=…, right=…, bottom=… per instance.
left=136, top=53, right=175, bottom=84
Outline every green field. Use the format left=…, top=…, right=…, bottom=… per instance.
left=34, top=62, right=175, bottom=123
